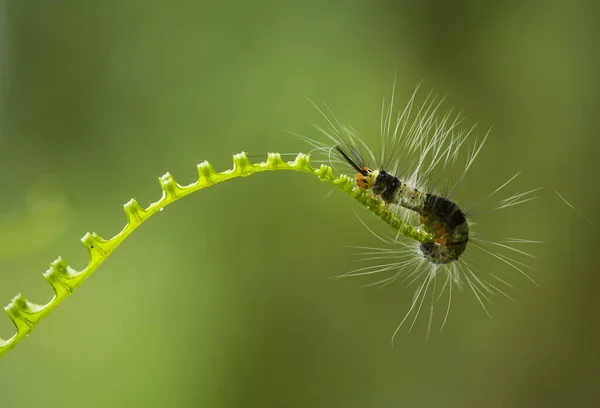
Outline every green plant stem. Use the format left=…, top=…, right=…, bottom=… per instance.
left=0, top=152, right=432, bottom=359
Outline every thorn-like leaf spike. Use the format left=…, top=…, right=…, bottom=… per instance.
left=316, top=164, right=335, bottom=182
left=266, top=152, right=284, bottom=168
left=81, top=232, right=110, bottom=259
left=291, top=153, right=310, bottom=169
left=159, top=172, right=183, bottom=200
left=232, top=152, right=254, bottom=176
left=5, top=294, right=41, bottom=332
left=197, top=161, right=216, bottom=186
left=43, top=257, right=78, bottom=294
left=124, top=198, right=146, bottom=225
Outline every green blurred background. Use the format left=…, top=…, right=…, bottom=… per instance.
left=1, top=0, right=598, bottom=407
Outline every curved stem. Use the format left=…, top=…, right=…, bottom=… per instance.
left=0, top=152, right=432, bottom=359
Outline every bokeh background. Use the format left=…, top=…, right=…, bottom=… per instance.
left=1, top=0, right=598, bottom=407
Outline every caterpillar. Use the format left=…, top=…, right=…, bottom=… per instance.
left=293, top=80, right=540, bottom=338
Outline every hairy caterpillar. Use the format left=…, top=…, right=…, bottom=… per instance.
left=293, top=80, right=540, bottom=339
left=334, top=145, right=469, bottom=264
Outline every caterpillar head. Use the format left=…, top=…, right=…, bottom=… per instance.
left=355, top=167, right=379, bottom=190
left=334, top=145, right=379, bottom=190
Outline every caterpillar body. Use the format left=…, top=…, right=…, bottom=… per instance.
left=335, top=145, right=468, bottom=264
